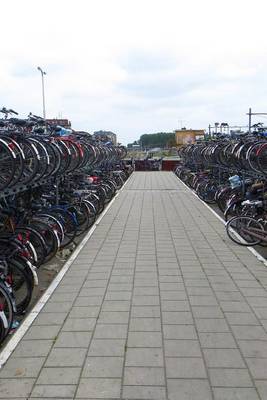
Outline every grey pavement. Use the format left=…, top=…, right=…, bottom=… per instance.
left=1, top=172, right=267, bottom=399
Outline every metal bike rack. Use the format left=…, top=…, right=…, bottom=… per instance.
left=0, top=176, right=56, bottom=200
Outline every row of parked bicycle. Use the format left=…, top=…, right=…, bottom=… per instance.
left=178, top=136, right=267, bottom=174
left=0, top=108, right=131, bottom=345
left=175, top=136, right=267, bottom=248
left=0, top=108, right=127, bottom=190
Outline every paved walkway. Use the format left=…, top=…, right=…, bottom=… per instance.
left=1, top=172, right=267, bottom=399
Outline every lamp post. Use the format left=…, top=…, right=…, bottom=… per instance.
left=37, top=66, right=47, bottom=119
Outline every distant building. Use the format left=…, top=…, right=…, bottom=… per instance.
left=127, top=143, right=141, bottom=150
left=132, top=144, right=141, bottom=150
left=175, top=128, right=205, bottom=146
left=94, top=130, right=117, bottom=145
left=46, top=119, right=71, bottom=128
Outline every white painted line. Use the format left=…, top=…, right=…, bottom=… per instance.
left=174, top=173, right=267, bottom=267
left=0, top=173, right=133, bottom=368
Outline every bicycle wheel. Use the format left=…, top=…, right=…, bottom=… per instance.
left=226, top=216, right=263, bottom=246
left=2, top=137, right=26, bottom=186
left=105, top=178, right=117, bottom=194
left=112, top=174, right=123, bottom=189
left=82, top=200, right=97, bottom=227
left=216, top=187, right=232, bottom=212
left=49, top=208, right=77, bottom=248
left=0, top=280, right=14, bottom=342
left=8, top=258, right=33, bottom=314
left=19, top=140, right=40, bottom=184
left=54, top=140, right=71, bottom=175
left=28, top=138, right=49, bottom=180
left=35, top=213, right=64, bottom=245
left=197, top=181, right=217, bottom=204
left=101, top=183, right=114, bottom=202
left=257, top=219, right=267, bottom=247
left=68, top=204, right=89, bottom=236
left=29, top=220, right=59, bottom=263
left=224, top=200, right=243, bottom=221
left=91, top=190, right=105, bottom=214
left=44, top=141, right=62, bottom=177
left=247, top=141, right=263, bottom=174
left=0, top=314, right=5, bottom=344
left=0, top=138, right=16, bottom=189
left=257, top=143, right=267, bottom=174
left=15, top=227, right=47, bottom=267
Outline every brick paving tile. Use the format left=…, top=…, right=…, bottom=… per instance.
left=125, top=347, right=164, bottom=367
left=36, top=367, right=81, bottom=385
left=213, top=387, right=260, bottom=400
left=122, top=385, right=167, bottom=399
left=2, top=172, right=267, bottom=398
left=124, top=366, right=165, bottom=385
left=203, top=348, right=246, bottom=368
left=0, top=378, right=35, bottom=398
left=45, top=348, right=87, bottom=367
left=88, top=339, right=126, bottom=357
left=31, top=384, right=76, bottom=398
left=0, top=357, right=45, bottom=378
left=23, top=325, right=61, bottom=340
left=54, top=331, right=92, bottom=348
left=82, top=356, right=124, bottom=378
left=164, top=339, right=202, bottom=357
left=167, top=379, right=212, bottom=400
left=166, top=357, right=207, bottom=378
left=209, top=368, right=253, bottom=387
left=246, top=358, right=267, bottom=379
left=12, top=340, right=54, bottom=358
left=76, top=378, right=121, bottom=398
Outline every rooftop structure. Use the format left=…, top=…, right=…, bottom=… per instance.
left=46, top=118, right=71, bottom=128
left=175, top=128, right=205, bottom=146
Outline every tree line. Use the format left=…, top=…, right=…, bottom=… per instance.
left=128, top=132, right=176, bottom=149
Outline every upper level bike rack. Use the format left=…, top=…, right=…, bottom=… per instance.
left=182, top=162, right=267, bottom=181
left=0, top=176, right=56, bottom=199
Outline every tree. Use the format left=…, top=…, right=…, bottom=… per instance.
left=139, top=132, right=175, bottom=148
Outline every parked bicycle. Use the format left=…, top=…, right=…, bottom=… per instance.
left=0, top=107, right=131, bottom=345
left=174, top=135, right=267, bottom=248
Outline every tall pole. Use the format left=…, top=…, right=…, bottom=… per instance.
left=178, top=120, right=185, bottom=129
left=248, top=107, right=252, bottom=134
left=37, top=66, right=46, bottom=119
left=246, top=109, right=267, bottom=133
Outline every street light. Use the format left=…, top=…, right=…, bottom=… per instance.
left=37, top=66, right=47, bottom=119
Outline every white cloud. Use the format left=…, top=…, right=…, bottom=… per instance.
left=0, top=0, right=267, bottom=143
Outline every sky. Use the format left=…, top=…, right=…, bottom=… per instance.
left=1, top=0, right=267, bottom=144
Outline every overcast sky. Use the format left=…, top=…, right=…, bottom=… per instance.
left=1, top=0, right=267, bottom=144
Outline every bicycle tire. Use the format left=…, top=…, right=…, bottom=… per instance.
left=68, top=204, right=89, bottom=236
left=29, top=220, right=59, bottom=263
left=48, top=208, right=77, bottom=248
left=8, top=258, right=33, bottom=314
left=0, top=138, right=16, bottom=189
left=15, top=226, right=47, bottom=267
left=224, top=200, right=243, bottom=221
left=35, top=213, right=64, bottom=245
left=226, top=216, right=263, bottom=246
left=0, top=280, right=14, bottom=342
left=19, top=139, right=40, bottom=184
